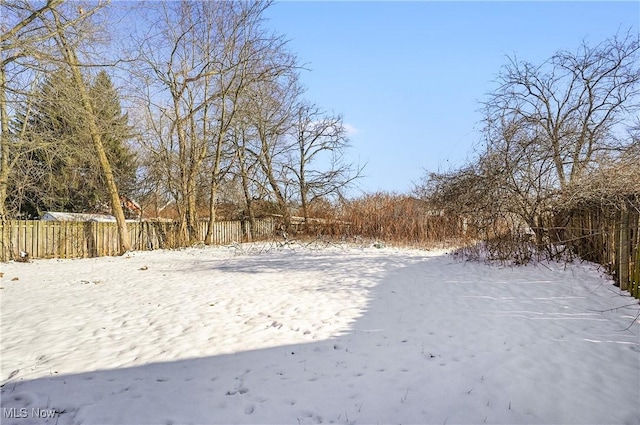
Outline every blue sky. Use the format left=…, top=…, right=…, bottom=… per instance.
left=264, top=1, right=640, bottom=194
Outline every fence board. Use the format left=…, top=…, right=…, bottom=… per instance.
left=561, top=205, right=639, bottom=299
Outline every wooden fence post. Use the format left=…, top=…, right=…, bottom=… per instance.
left=619, top=205, right=629, bottom=291
left=633, top=235, right=640, bottom=298
left=631, top=211, right=640, bottom=298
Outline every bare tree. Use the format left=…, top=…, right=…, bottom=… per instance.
left=244, top=71, right=301, bottom=232
left=133, top=0, right=295, bottom=244
left=417, top=32, right=640, bottom=262
left=134, top=1, right=216, bottom=243
left=479, top=31, right=640, bottom=244
left=287, top=102, right=363, bottom=230
left=201, top=1, right=296, bottom=244
left=229, top=116, right=262, bottom=239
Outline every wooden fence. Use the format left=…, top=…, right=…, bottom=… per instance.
left=0, top=218, right=274, bottom=261
left=560, top=205, right=639, bottom=299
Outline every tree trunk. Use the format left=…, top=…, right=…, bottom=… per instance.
left=185, top=179, right=198, bottom=244
left=241, top=181, right=255, bottom=242
left=205, top=178, right=218, bottom=245
left=265, top=169, right=290, bottom=233
left=300, top=186, right=309, bottom=233
left=54, top=12, right=130, bottom=254
left=237, top=147, right=255, bottom=242
left=204, top=131, right=226, bottom=245
left=259, top=135, right=290, bottom=232
left=299, top=155, right=309, bottom=233
left=0, top=66, right=13, bottom=260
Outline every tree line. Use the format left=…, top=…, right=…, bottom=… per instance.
left=1, top=1, right=362, bottom=254
left=3, top=1, right=638, bottom=260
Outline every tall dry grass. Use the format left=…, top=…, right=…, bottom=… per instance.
left=293, top=192, right=470, bottom=248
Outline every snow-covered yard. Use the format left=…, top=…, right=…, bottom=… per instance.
left=1, top=243, right=639, bottom=425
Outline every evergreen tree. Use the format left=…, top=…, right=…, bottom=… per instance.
left=8, top=70, right=136, bottom=217
left=90, top=71, right=137, bottom=197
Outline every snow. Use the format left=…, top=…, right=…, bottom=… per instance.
left=41, top=212, right=118, bottom=222
left=1, top=242, right=639, bottom=425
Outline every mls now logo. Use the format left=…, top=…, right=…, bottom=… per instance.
left=3, top=408, right=58, bottom=419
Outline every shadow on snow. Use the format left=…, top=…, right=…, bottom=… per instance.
left=2, top=252, right=639, bottom=425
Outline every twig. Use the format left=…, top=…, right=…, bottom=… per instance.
left=587, top=302, right=640, bottom=313
left=618, top=309, right=640, bottom=332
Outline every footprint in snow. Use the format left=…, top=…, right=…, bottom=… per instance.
left=226, top=387, right=249, bottom=396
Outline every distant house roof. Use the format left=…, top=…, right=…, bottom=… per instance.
left=41, top=212, right=117, bottom=222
